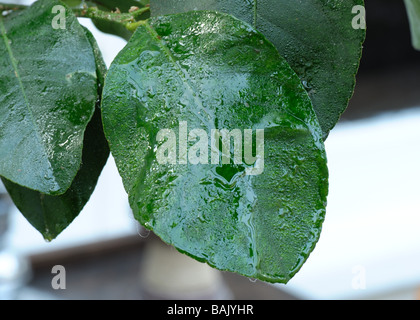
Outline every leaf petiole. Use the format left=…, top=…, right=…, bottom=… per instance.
left=0, top=3, right=26, bottom=13
left=0, top=2, right=150, bottom=32
left=69, top=5, right=150, bottom=31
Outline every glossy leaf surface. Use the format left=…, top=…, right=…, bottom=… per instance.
left=0, top=0, right=98, bottom=195
left=1, top=27, right=109, bottom=241
left=102, top=11, right=328, bottom=282
left=151, top=0, right=366, bottom=139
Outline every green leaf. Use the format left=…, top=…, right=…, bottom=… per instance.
left=1, top=27, right=109, bottom=241
left=101, top=11, right=328, bottom=283
left=405, top=0, right=420, bottom=50
left=82, top=26, right=107, bottom=88
left=2, top=108, right=109, bottom=241
left=151, top=0, right=366, bottom=139
left=0, top=0, right=98, bottom=195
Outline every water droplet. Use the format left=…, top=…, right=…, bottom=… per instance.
left=302, top=80, right=312, bottom=89
left=137, top=224, right=151, bottom=238
left=278, top=207, right=285, bottom=217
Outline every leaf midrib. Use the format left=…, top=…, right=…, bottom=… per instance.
left=131, top=20, right=215, bottom=201
left=142, top=20, right=213, bottom=121
left=140, top=18, right=260, bottom=276
left=0, top=16, right=57, bottom=188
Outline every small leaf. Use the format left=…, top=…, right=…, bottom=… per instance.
left=151, top=0, right=366, bottom=139
left=2, top=108, right=109, bottom=240
left=102, top=11, right=328, bottom=283
left=1, top=27, right=110, bottom=241
left=405, top=0, right=420, bottom=50
left=0, top=0, right=98, bottom=195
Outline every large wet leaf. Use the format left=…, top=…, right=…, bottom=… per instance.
left=102, top=11, right=328, bottom=283
left=151, top=0, right=366, bottom=139
left=1, top=27, right=109, bottom=241
left=405, top=0, right=420, bottom=50
left=0, top=0, right=98, bottom=195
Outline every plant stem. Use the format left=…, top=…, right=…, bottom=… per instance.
left=0, top=3, right=26, bottom=12
left=73, top=5, right=149, bottom=25
left=130, top=6, right=150, bottom=19
left=126, top=19, right=147, bottom=32
left=0, top=2, right=150, bottom=31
